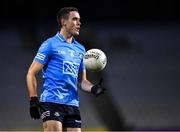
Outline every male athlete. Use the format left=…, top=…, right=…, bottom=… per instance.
left=26, top=7, right=105, bottom=132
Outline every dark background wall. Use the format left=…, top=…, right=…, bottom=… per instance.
left=1, top=0, right=180, bottom=24
left=0, top=0, right=179, bottom=131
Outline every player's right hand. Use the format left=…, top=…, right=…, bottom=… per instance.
left=29, top=97, right=41, bottom=119
left=91, top=78, right=106, bottom=96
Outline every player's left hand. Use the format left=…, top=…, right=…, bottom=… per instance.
left=91, top=78, right=106, bottom=96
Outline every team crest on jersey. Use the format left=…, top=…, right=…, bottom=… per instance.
left=63, top=61, right=79, bottom=77
left=68, top=50, right=75, bottom=57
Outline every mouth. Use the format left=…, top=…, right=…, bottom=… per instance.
left=76, top=27, right=80, bottom=32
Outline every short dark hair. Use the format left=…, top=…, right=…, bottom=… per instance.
left=56, top=7, right=79, bottom=27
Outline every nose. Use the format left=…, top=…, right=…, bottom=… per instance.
left=78, top=20, right=81, bottom=25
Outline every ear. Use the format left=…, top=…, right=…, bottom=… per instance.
left=61, top=18, right=66, bottom=26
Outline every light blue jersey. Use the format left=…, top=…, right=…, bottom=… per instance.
left=34, top=32, right=86, bottom=107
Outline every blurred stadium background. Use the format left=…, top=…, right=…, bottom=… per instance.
left=0, top=0, right=180, bottom=131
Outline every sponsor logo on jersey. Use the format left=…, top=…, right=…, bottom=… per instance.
left=63, top=61, right=79, bottom=77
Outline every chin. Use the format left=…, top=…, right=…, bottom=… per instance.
left=73, top=32, right=79, bottom=36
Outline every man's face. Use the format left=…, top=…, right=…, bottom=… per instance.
left=63, top=11, right=81, bottom=36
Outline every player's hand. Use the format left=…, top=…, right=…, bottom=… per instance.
left=91, top=78, right=106, bottom=96
left=29, top=97, right=41, bottom=119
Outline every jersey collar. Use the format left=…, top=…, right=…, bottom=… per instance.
left=56, top=32, right=75, bottom=44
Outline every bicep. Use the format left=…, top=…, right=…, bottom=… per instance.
left=28, top=61, right=44, bottom=75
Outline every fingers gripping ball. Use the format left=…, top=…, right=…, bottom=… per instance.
left=84, top=49, right=107, bottom=72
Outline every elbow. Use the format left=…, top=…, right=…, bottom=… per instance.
left=26, top=69, right=35, bottom=81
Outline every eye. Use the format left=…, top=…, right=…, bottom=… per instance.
left=72, top=17, right=80, bottom=21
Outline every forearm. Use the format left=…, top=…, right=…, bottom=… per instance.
left=81, top=79, right=94, bottom=92
left=26, top=73, right=38, bottom=97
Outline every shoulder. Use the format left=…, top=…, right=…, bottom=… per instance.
left=46, top=34, right=58, bottom=44
left=38, top=35, right=56, bottom=52
left=41, top=34, right=58, bottom=47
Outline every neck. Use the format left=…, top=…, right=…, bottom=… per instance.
left=59, top=29, right=73, bottom=44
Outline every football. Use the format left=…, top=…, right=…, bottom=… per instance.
left=83, top=48, right=107, bottom=72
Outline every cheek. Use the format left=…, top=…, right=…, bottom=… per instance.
left=66, top=24, right=73, bottom=31
left=68, top=22, right=76, bottom=28
left=70, top=24, right=75, bottom=29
